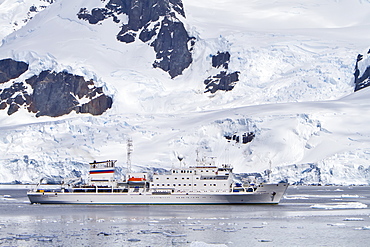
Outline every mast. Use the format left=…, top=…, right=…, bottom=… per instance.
left=127, top=138, right=133, bottom=173
left=268, top=160, right=272, bottom=182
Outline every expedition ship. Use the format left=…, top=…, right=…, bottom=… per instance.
left=27, top=159, right=288, bottom=204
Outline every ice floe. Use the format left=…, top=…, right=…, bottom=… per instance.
left=190, top=241, right=228, bottom=247
left=285, top=194, right=363, bottom=200
left=310, top=202, right=368, bottom=210
left=343, top=218, right=364, bottom=221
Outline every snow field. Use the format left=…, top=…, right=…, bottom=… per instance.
left=0, top=0, right=370, bottom=183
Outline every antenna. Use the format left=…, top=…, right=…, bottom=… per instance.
left=177, top=154, right=184, bottom=167
left=127, top=138, right=133, bottom=173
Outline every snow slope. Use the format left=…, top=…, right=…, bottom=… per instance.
left=0, top=0, right=54, bottom=41
left=0, top=0, right=370, bottom=184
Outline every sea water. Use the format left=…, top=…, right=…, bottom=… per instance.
left=0, top=186, right=369, bottom=247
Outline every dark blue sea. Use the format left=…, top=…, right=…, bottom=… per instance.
left=0, top=185, right=369, bottom=246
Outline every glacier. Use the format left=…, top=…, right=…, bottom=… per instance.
left=0, top=0, right=370, bottom=185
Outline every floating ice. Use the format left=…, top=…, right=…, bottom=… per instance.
left=190, top=241, right=228, bottom=247
left=286, top=194, right=362, bottom=200
left=327, top=223, right=346, bottom=227
left=37, top=238, right=53, bottom=242
left=223, top=228, right=237, bottom=232
left=1, top=197, right=16, bottom=201
left=284, top=195, right=309, bottom=199
left=139, top=230, right=161, bottom=234
left=127, top=238, right=141, bottom=242
left=162, top=231, right=187, bottom=237
left=192, top=228, right=205, bottom=231
left=340, top=194, right=360, bottom=198
left=310, top=202, right=368, bottom=210
left=343, top=218, right=364, bottom=221
left=258, top=239, right=272, bottom=242
left=15, top=234, right=31, bottom=241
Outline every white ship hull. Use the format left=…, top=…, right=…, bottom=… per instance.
left=27, top=183, right=288, bottom=205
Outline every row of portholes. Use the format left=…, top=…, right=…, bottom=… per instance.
left=152, top=183, right=221, bottom=187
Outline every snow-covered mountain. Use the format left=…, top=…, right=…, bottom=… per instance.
left=0, top=0, right=370, bottom=185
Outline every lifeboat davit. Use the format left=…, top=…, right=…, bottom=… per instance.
left=128, top=177, right=146, bottom=184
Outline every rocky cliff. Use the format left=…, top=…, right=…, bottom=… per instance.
left=77, top=0, right=194, bottom=78
left=0, top=58, right=112, bottom=117
left=354, top=52, right=370, bottom=92
left=204, top=52, right=240, bottom=93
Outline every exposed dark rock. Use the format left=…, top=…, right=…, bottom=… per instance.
left=26, top=70, right=112, bottom=117
left=118, top=32, right=136, bottom=43
left=0, top=102, right=7, bottom=110
left=7, top=103, right=19, bottom=115
left=0, top=82, right=26, bottom=100
left=212, top=52, right=230, bottom=69
left=77, top=0, right=193, bottom=78
left=139, top=22, right=160, bottom=42
left=0, top=58, right=113, bottom=117
left=0, top=58, right=29, bottom=83
left=79, top=95, right=113, bottom=115
left=29, top=6, right=37, bottom=12
left=242, top=132, right=255, bottom=144
left=23, top=93, right=32, bottom=105
left=152, top=17, right=193, bottom=78
left=77, top=7, right=112, bottom=25
left=26, top=71, right=80, bottom=117
left=204, top=51, right=240, bottom=93
left=14, top=94, right=25, bottom=105
left=204, top=71, right=239, bottom=93
left=354, top=52, right=370, bottom=92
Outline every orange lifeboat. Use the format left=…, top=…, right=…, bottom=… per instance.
left=128, top=177, right=146, bottom=184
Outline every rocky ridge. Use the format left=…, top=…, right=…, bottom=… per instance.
left=77, top=0, right=194, bottom=78
left=354, top=51, right=370, bottom=92
left=0, top=58, right=112, bottom=117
